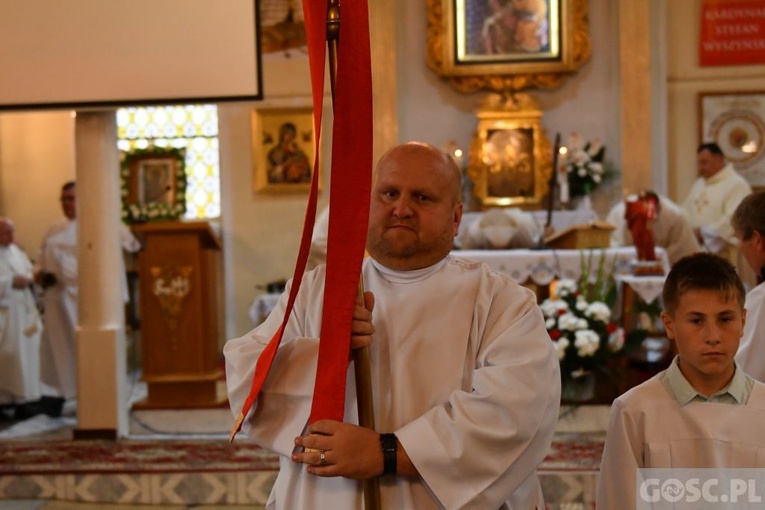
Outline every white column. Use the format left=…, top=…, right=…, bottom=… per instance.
left=74, top=111, right=127, bottom=438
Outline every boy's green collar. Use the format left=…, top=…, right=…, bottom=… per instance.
left=661, top=356, right=753, bottom=406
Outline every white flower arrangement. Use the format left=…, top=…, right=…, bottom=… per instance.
left=541, top=277, right=623, bottom=385
left=564, top=133, right=607, bottom=198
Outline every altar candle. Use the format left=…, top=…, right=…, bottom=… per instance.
left=558, top=163, right=569, bottom=204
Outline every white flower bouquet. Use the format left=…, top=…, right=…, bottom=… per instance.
left=542, top=278, right=623, bottom=386
left=565, top=133, right=606, bottom=198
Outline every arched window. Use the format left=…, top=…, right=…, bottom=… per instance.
left=116, top=105, right=220, bottom=219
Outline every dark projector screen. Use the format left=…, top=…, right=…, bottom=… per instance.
left=0, top=0, right=262, bottom=110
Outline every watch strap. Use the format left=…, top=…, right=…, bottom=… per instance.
left=379, top=433, right=397, bottom=476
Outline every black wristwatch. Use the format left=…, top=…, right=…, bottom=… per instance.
left=379, top=433, right=398, bottom=476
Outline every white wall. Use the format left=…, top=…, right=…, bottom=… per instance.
left=0, top=111, right=75, bottom=254
left=219, top=53, right=335, bottom=338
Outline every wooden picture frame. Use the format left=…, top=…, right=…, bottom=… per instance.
left=699, top=91, right=765, bottom=187
left=426, top=0, right=591, bottom=93
left=252, top=107, right=316, bottom=193
left=121, top=147, right=186, bottom=223
left=467, top=93, right=553, bottom=208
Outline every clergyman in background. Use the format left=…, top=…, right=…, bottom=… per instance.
left=681, top=142, right=753, bottom=285
left=0, top=217, right=43, bottom=421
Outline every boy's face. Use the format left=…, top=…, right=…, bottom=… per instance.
left=734, top=228, right=765, bottom=274
left=661, top=288, right=746, bottom=392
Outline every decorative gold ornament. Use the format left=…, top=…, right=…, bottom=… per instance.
left=426, top=0, right=591, bottom=94
left=467, top=92, right=553, bottom=209
left=150, top=265, right=193, bottom=350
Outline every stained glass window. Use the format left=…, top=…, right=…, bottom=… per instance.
left=116, top=105, right=220, bottom=219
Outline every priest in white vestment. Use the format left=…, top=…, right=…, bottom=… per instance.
left=0, top=218, right=42, bottom=417
left=597, top=253, right=765, bottom=510
left=606, top=192, right=699, bottom=265
left=37, top=182, right=140, bottom=416
left=37, top=183, right=79, bottom=413
left=732, top=191, right=765, bottom=382
left=226, top=142, right=560, bottom=509
left=681, top=143, right=753, bottom=285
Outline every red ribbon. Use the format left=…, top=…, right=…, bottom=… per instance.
left=231, top=0, right=372, bottom=437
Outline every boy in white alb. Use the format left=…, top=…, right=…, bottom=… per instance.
left=597, top=253, right=765, bottom=510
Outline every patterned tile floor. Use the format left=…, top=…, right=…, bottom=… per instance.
left=1, top=502, right=264, bottom=509
left=0, top=375, right=271, bottom=508
left=0, top=376, right=607, bottom=509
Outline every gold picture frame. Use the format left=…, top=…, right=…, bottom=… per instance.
left=426, top=0, right=591, bottom=94
left=698, top=90, right=765, bottom=187
left=467, top=93, right=553, bottom=208
left=252, top=107, right=317, bottom=193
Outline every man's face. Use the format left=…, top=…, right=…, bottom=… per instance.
left=735, top=228, right=765, bottom=274
left=366, top=145, right=462, bottom=271
left=661, top=289, right=745, bottom=393
left=0, top=222, right=14, bottom=247
left=696, top=150, right=725, bottom=179
left=60, top=187, right=76, bottom=220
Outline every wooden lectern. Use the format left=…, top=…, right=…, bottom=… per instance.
left=130, top=221, right=226, bottom=409
left=544, top=220, right=615, bottom=250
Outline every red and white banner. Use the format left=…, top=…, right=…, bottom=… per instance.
left=699, top=0, right=765, bottom=67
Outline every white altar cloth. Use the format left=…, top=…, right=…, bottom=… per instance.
left=453, top=247, right=669, bottom=286
left=614, top=275, right=666, bottom=304
left=456, top=209, right=597, bottom=248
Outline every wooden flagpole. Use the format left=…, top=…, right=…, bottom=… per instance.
left=326, top=1, right=380, bottom=509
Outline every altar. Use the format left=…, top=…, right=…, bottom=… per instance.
left=453, top=246, right=669, bottom=302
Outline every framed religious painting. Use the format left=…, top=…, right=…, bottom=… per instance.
left=699, top=91, right=765, bottom=188
left=252, top=106, right=317, bottom=193
left=426, top=0, right=591, bottom=93
left=120, top=147, right=187, bottom=224
left=467, top=93, right=553, bottom=208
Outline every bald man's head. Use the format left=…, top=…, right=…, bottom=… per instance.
left=367, top=142, right=464, bottom=271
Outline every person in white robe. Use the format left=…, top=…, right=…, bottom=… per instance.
left=732, top=191, right=765, bottom=382
left=225, top=142, right=561, bottom=510
left=36, top=182, right=140, bottom=416
left=597, top=253, right=765, bottom=510
left=606, top=191, right=699, bottom=265
left=307, top=205, right=330, bottom=270
left=681, top=143, right=753, bottom=285
left=0, top=218, right=43, bottom=419
left=36, top=182, right=79, bottom=415
left=460, top=207, right=542, bottom=250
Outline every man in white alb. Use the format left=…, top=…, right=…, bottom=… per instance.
left=606, top=190, right=699, bottom=265
left=681, top=143, right=752, bottom=283
left=36, top=181, right=141, bottom=417
left=0, top=218, right=43, bottom=420
left=36, top=182, right=79, bottom=417
left=225, top=142, right=561, bottom=509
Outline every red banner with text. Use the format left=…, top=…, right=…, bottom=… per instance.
left=700, top=0, right=765, bottom=66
